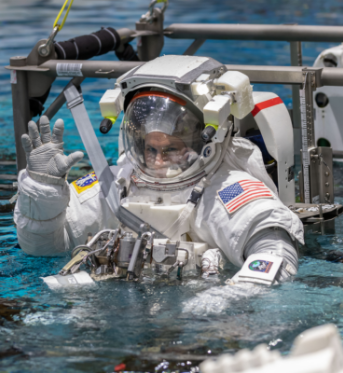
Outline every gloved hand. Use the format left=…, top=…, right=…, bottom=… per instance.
left=201, top=248, right=223, bottom=278
left=21, top=116, right=84, bottom=185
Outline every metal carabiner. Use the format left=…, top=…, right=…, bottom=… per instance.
left=38, top=26, right=59, bottom=57
left=149, top=0, right=168, bottom=15
left=140, top=0, right=168, bottom=23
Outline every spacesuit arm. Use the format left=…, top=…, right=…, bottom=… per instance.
left=231, top=227, right=298, bottom=285
left=14, top=169, right=71, bottom=256
left=14, top=116, right=87, bottom=256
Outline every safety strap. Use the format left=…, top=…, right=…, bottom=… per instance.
left=63, top=84, right=166, bottom=238
left=53, top=0, right=74, bottom=31
left=163, top=185, right=204, bottom=239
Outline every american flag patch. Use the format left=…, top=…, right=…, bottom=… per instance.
left=217, top=180, right=274, bottom=214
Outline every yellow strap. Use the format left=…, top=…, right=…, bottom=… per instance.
left=205, top=123, right=219, bottom=131
left=53, top=0, right=74, bottom=31
left=156, top=0, right=168, bottom=3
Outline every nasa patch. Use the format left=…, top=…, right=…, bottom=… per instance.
left=248, top=260, right=273, bottom=274
left=72, top=172, right=98, bottom=194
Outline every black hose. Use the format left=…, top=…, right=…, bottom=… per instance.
left=37, top=28, right=139, bottom=121
left=29, top=86, right=51, bottom=117
left=115, top=43, right=140, bottom=61
left=54, top=27, right=122, bottom=60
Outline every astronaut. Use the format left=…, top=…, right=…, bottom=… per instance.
left=14, top=55, right=304, bottom=284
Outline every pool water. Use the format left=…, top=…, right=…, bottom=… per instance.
left=2, top=0, right=343, bottom=372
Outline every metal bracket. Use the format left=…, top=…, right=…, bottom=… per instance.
left=187, top=186, right=204, bottom=206
left=136, top=2, right=165, bottom=61
left=300, top=70, right=315, bottom=203
left=131, top=30, right=159, bottom=37
left=309, top=147, right=334, bottom=203
left=95, top=69, right=115, bottom=75
left=38, top=26, right=59, bottom=57
left=299, top=66, right=334, bottom=204
left=301, top=67, right=323, bottom=89
left=140, top=0, right=168, bottom=23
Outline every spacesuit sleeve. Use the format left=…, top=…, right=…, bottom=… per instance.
left=243, top=227, right=298, bottom=281
left=14, top=169, right=119, bottom=256
left=14, top=169, right=71, bottom=256
left=191, top=171, right=304, bottom=273
left=200, top=229, right=297, bottom=282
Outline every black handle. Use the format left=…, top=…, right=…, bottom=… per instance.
left=54, top=27, right=121, bottom=60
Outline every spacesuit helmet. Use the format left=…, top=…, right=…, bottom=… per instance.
left=122, top=90, right=205, bottom=179
left=112, top=55, right=254, bottom=186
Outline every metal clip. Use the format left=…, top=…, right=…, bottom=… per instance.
left=95, top=69, right=115, bottom=75
left=38, top=26, right=59, bottom=57
left=66, top=93, right=84, bottom=109
left=59, top=250, right=89, bottom=276
left=140, top=0, right=168, bottom=23
left=187, top=186, right=204, bottom=206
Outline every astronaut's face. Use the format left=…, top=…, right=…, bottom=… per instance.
left=144, top=132, right=188, bottom=178
left=123, top=92, right=204, bottom=180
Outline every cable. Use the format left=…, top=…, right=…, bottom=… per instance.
left=53, top=0, right=74, bottom=31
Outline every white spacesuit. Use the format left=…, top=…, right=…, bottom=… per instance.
left=14, top=55, right=304, bottom=284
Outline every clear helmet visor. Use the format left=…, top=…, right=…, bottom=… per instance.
left=122, top=91, right=205, bottom=179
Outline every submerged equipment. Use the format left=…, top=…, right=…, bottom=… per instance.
left=42, top=227, right=208, bottom=287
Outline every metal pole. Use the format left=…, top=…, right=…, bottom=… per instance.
left=10, top=57, right=31, bottom=172
left=299, top=71, right=316, bottom=203
left=39, top=60, right=144, bottom=79
left=183, top=39, right=206, bottom=56
left=224, top=65, right=308, bottom=84
left=164, top=23, right=343, bottom=42
left=14, top=62, right=343, bottom=86
left=290, top=41, right=302, bottom=156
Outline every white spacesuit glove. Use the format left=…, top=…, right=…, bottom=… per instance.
left=201, top=248, right=223, bottom=278
left=21, top=116, right=84, bottom=185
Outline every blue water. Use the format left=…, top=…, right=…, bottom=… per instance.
left=2, top=0, right=343, bottom=372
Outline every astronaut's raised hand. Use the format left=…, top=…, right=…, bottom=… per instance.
left=21, top=116, right=84, bottom=185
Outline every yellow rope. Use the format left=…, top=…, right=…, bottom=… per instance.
left=53, top=0, right=74, bottom=31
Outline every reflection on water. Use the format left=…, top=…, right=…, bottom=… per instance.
left=2, top=0, right=343, bottom=371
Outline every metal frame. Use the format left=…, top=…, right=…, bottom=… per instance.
left=163, top=23, right=343, bottom=42
left=7, top=18, right=343, bottom=205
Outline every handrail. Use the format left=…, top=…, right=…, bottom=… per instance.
left=8, top=61, right=343, bottom=87
left=164, top=23, right=343, bottom=42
